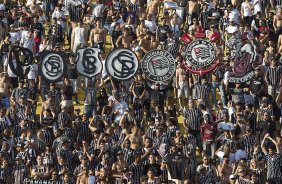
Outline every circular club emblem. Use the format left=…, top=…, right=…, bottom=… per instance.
left=142, top=50, right=175, bottom=82
left=40, top=51, right=66, bottom=82
left=105, top=48, right=139, bottom=81
left=185, top=39, right=216, bottom=67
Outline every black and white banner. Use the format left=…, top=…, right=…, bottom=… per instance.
left=142, top=49, right=175, bottom=82
left=76, top=48, right=102, bottom=78
left=105, top=48, right=139, bottom=81
left=8, top=46, right=33, bottom=78
left=39, top=51, right=67, bottom=82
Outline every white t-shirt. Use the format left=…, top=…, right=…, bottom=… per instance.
left=145, top=20, right=157, bottom=33
left=229, top=8, right=240, bottom=24
left=218, top=121, right=235, bottom=131
left=74, top=27, right=86, bottom=44
left=113, top=101, right=128, bottom=122
left=4, top=58, right=17, bottom=78
left=235, top=149, right=247, bottom=161
left=9, top=31, right=20, bottom=44
left=252, top=0, right=262, bottom=15
left=93, top=4, right=105, bottom=18
left=101, top=59, right=108, bottom=79
left=241, top=2, right=253, bottom=17
left=27, top=64, right=38, bottom=80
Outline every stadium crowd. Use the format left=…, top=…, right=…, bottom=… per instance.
left=0, top=0, right=282, bottom=184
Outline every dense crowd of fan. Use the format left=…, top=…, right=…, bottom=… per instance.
left=0, top=0, right=282, bottom=184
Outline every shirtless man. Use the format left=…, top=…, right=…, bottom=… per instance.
left=231, top=0, right=242, bottom=7
left=187, top=0, right=199, bottom=24
left=0, top=73, right=13, bottom=98
left=146, top=0, right=159, bottom=21
left=116, top=27, right=134, bottom=48
left=112, top=152, right=128, bottom=180
left=176, top=62, right=190, bottom=111
left=217, top=156, right=232, bottom=184
left=274, top=7, right=282, bottom=36
left=40, top=95, right=57, bottom=122
left=76, top=167, right=88, bottom=184
left=150, top=33, right=159, bottom=50
left=123, top=126, right=143, bottom=150
left=277, top=35, right=282, bottom=54
left=28, top=0, right=42, bottom=16
left=89, top=19, right=107, bottom=53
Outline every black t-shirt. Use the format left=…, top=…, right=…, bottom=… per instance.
left=165, top=154, right=189, bottom=180
left=134, top=82, right=145, bottom=96
left=157, top=25, right=170, bottom=42
left=257, top=120, right=276, bottom=140
left=111, top=29, right=122, bottom=45
left=63, top=86, right=73, bottom=100
left=33, top=22, right=44, bottom=37
left=67, top=63, right=78, bottom=79
left=250, top=76, right=266, bottom=96
left=208, top=8, right=222, bottom=26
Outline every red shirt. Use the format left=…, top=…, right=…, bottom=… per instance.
left=258, top=26, right=270, bottom=40
left=200, top=123, right=217, bottom=141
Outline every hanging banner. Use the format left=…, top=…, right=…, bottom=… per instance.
left=8, top=46, right=33, bottom=78
left=225, top=34, right=262, bottom=83
left=39, top=51, right=66, bottom=82
left=105, top=48, right=139, bottom=81
left=142, top=49, right=176, bottom=82
left=76, top=48, right=102, bottom=78
left=183, top=39, right=218, bottom=76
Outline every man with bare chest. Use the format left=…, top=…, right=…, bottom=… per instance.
left=116, top=27, right=134, bottom=48
left=89, top=19, right=107, bottom=53
left=123, top=126, right=143, bottom=150
left=274, top=7, right=282, bottom=36
left=112, top=152, right=128, bottom=180
left=187, top=0, right=199, bottom=24
left=146, top=0, right=159, bottom=21
left=176, top=63, right=190, bottom=111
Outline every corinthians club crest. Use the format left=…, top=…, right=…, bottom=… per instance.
left=76, top=48, right=102, bottom=78
left=105, top=48, right=139, bottom=81
left=183, top=39, right=218, bottom=76
left=39, top=51, right=66, bottom=82
left=142, top=50, right=175, bottom=82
